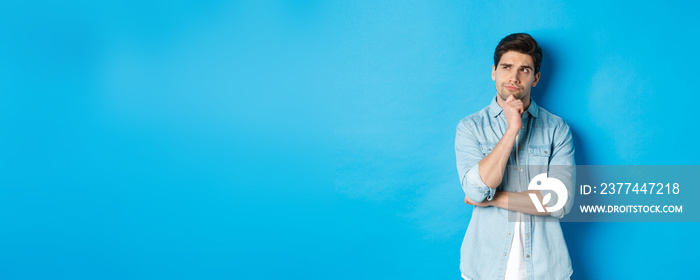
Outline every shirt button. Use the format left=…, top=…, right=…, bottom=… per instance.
left=519, top=146, right=523, bottom=150
left=508, top=232, right=511, bottom=235
left=526, top=254, right=530, bottom=258
left=526, top=233, right=530, bottom=237
left=521, top=126, right=524, bottom=129
left=504, top=253, right=507, bottom=256
left=520, top=169, right=523, bottom=172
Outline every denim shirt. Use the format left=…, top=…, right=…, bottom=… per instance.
left=455, top=96, right=575, bottom=280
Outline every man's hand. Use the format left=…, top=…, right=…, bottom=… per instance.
left=465, top=192, right=507, bottom=207
left=465, top=195, right=491, bottom=207
left=503, top=95, right=524, bottom=132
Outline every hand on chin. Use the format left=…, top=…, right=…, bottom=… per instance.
left=501, top=92, right=521, bottom=101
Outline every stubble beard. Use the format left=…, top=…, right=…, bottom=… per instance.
left=497, top=85, right=525, bottom=102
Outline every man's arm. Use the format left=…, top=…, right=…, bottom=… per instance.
left=459, top=95, right=526, bottom=205
left=465, top=191, right=551, bottom=216
left=543, top=122, right=576, bottom=218
left=477, top=95, right=524, bottom=189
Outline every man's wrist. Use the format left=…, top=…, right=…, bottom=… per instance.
left=505, top=127, right=520, bottom=136
left=492, top=191, right=509, bottom=209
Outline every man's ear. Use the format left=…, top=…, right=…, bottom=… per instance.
left=491, top=65, right=496, bottom=81
left=532, top=72, right=540, bottom=87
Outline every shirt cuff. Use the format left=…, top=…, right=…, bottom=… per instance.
left=464, top=163, right=497, bottom=202
left=541, top=189, right=565, bottom=219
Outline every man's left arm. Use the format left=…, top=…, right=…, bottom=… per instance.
left=468, top=122, right=576, bottom=218
left=467, top=190, right=551, bottom=216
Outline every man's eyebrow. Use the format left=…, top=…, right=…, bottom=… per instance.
left=498, top=63, right=533, bottom=70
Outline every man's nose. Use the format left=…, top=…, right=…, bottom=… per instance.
left=509, top=73, right=520, bottom=83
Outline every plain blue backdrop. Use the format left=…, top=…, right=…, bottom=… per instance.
left=0, top=0, right=698, bottom=279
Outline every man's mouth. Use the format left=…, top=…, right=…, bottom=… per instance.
left=504, top=85, right=520, bottom=91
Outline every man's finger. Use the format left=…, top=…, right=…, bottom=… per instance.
left=506, top=95, right=515, bottom=102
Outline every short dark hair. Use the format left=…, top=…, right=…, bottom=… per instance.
left=493, top=33, right=542, bottom=74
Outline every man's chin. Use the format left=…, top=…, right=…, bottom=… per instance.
left=500, top=92, right=523, bottom=101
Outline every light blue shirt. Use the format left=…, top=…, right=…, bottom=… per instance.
left=455, top=96, right=576, bottom=280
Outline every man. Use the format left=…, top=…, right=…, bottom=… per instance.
left=455, top=33, right=576, bottom=280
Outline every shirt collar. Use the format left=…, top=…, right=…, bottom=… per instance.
left=488, top=95, right=539, bottom=118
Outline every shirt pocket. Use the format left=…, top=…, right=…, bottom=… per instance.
left=479, top=143, right=496, bottom=157
left=528, top=145, right=551, bottom=167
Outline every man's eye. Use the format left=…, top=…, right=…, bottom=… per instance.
left=503, top=66, right=510, bottom=69
left=521, top=69, right=529, bottom=73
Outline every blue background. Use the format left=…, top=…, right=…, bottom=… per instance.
left=0, top=0, right=698, bottom=279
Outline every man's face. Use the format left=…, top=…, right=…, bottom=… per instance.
left=492, top=51, right=540, bottom=102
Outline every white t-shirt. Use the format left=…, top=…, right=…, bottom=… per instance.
left=504, top=213, right=526, bottom=280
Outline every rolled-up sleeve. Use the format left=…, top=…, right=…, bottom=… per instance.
left=546, top=122, right=576, bottom=218
left=456, top=120, right=496, bottom=202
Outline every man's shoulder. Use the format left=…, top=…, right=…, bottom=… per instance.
left=535, top=106, right=569, bottom=129
left=457, top=105, right=491, bottom=130
left=536, top=106, right=571, bottom=133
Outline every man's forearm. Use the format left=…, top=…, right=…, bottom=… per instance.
left=489, top=191, right=551, bottom=216
left=478, top=129, right=519, bottom=189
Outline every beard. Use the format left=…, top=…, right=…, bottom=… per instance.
left=497, top=85, right=525, bottom=101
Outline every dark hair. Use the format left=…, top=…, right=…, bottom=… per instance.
left=493, top=33, right=542, bottom=74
